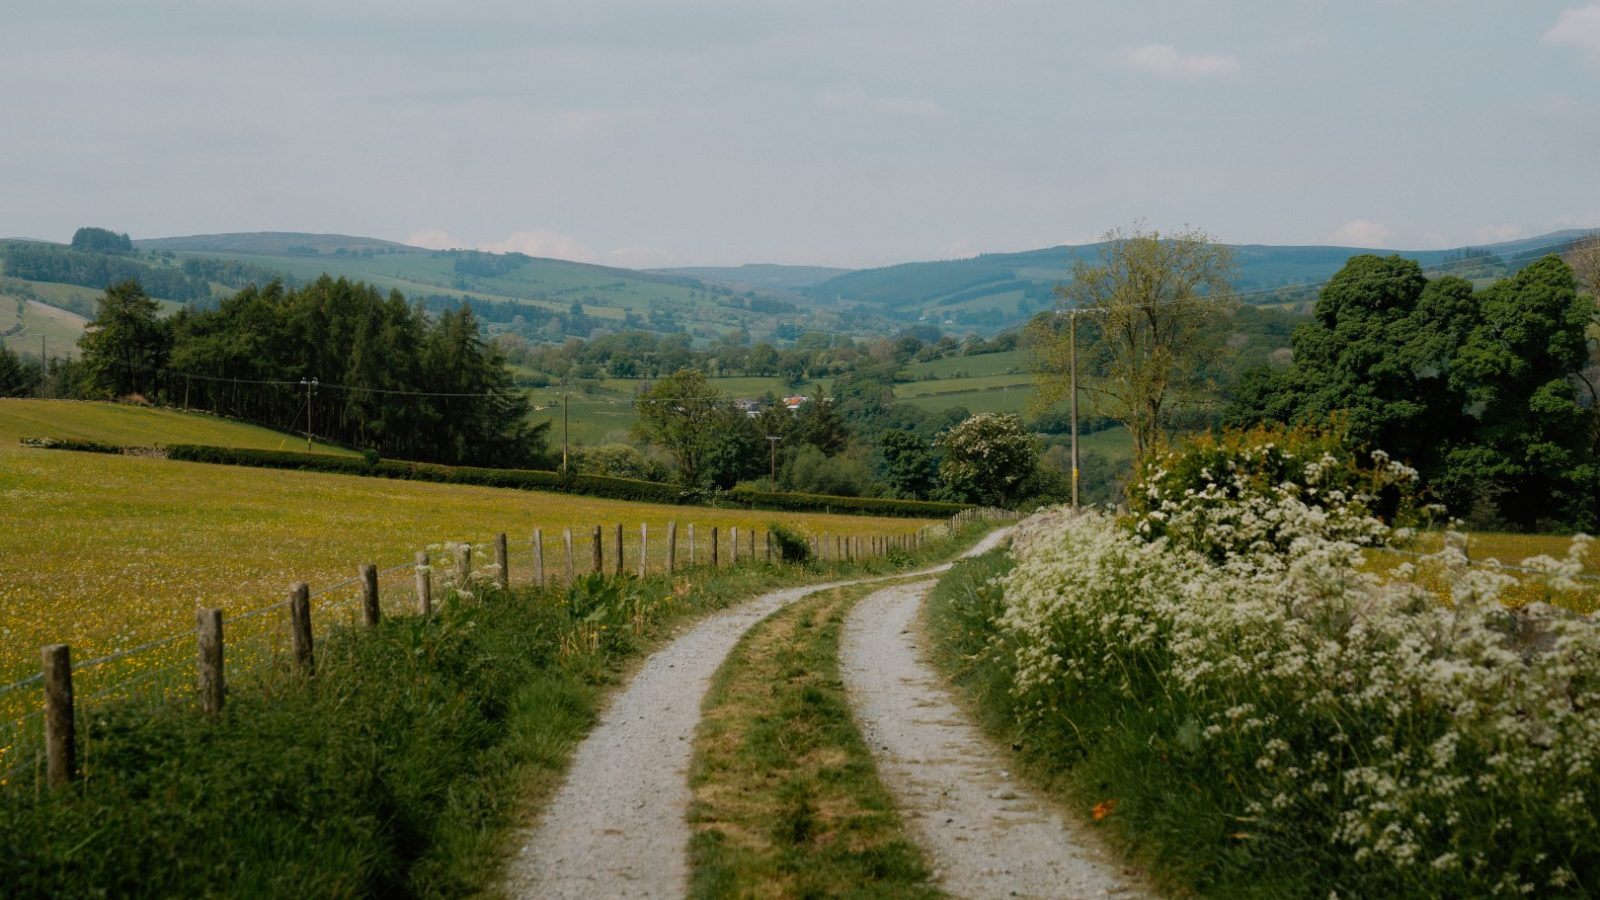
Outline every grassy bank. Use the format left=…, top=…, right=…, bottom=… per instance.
left=1, top=523, right=999, bottom=898
left=688, top=581, right=936, bottom=899
left=927, top=523, right=1600, bottom=899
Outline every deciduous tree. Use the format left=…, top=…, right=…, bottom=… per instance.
left=1029, top=226, right=1235, bottom=461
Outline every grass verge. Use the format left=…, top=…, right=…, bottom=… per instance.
left=1, top=523, right=998, bottom=898
left=688, top=581, right=937, bottom=899
left=924, top=548, right=1267, bottom=898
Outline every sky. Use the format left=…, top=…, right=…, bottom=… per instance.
left=3, top=1, right=1599, bottom=269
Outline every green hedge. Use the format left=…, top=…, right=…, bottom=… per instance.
left=148, top=444, right=965, bottom=517
left=720, top=487, right=966, bottom=518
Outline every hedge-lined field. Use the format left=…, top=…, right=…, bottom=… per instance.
left=0, top=443, right=928, bottom=688
left=0, top=399, right=355, bottom=454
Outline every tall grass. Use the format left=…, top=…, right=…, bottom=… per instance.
left=1, top=522, right=997, bottom=898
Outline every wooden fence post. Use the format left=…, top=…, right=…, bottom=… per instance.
left=711, top=526, right=719, bottom=567
left=564, top=528, right=575, bottom=583
left=615, top=523, right=625, bottom=577
left=415, top=551, right=433, bottom=615
left=592, top=526, right=603, bottom=575
left=639, top=523, right=648, bottom=578
left=41, top=644, right=75, bottom=787
left=197, top=607, right=224, bottom=717
left=360, top=563, right=380, bottom=627
left=689, top=523, right=697, bottom=565
left=456, top=544, right=472, bottom=588
left=667, top=521, right=678, bottom=573
left=748, top=527, right=755, bottom=561
left=495, top=533, right=509, bottom=590
left=730, top=527, right=739, bottom=565
left=765, top=529, right=772, bottom=563
left=288, top=582, right=313, bottom=674
left=533, top=529, right=545, bottom=589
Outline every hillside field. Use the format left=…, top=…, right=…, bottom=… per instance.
left=0, top=440, right=930, bottom=694
left=0, top=399, right=358, bottom=453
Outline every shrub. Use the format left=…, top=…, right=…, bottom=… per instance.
left=767, top=522, right=813, bottom=564
left=988, top=501, right=1600, bottom=897
left=1126, top=422, right=1428, bottom=563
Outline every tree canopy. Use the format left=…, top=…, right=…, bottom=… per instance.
left=1029, top=226, right=1236, bottom=461
left=1227, top=254, right=1598, bottom=530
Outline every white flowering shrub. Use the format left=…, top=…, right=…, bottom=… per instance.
left=1127, top=423, right=1427, bottom=562
left=996, top=502, right=1600, bottom=896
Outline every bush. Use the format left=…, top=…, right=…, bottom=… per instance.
left=1126, top=422, right=1428, bottom=563
left=767, top=522, right=813, bottom=563
left=974, top=497, right=1600, bottom=897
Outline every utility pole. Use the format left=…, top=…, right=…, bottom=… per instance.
left=766, top=434, right=781, bottom=484
left=562, top=392, right=570, bottom=476
left=1069, top=309, right=1079, bottom=509
left=300, top=377, right=318, bottom=450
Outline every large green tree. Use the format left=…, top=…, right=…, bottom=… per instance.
left=78, top=279, right=169, bottom=398
left=1030, top=226, right=1236, bottom=461
left=936, top=413, right=1039, bottom=508
left=632, top=368, right=730, bottom=487
left=1445, top=257, right=1595, bottom=528
left=1228, top=254, right=1598, bottom=530
left=1226, top=256, right=1476, bottom=484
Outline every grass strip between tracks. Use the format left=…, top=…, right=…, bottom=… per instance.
left=688, top=579, right=939, bottom=900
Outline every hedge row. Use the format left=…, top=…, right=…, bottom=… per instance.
left=58, top=442, right=966, bottom=517
left=721, top=487, right=966, bottom=518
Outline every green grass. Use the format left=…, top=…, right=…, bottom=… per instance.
left=923, top=549, right=1258, bottom=899
left=0, top=399, right=356, bottom=452
left=0, top=559, right=862, bottom=897
left=900, top=349, right=1027, bottom=380
left=0, top=435, right=927, bottom=692
left=893, top=372, right=1033, bottom=398
left=688, top=581, right=938, bottom=899
left=0, top=299, right=86, bottom=359
left=1, top=521, right=995, bottom=897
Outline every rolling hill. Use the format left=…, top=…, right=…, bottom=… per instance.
left=802, top=230, right=1599, bottom=331
left=3, top=229, right=1592, bottom=354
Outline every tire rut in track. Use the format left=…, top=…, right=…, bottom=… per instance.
left=840, top=579, right=1155, bottom=900
left=502, top=529, right=1013, bottom=899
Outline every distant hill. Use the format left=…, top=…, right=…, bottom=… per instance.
left=7, top=228, right=1594, bottom=345
left=135, top=232, right=420, bottom=255
left=804, top=230, right=1599, bottom=331
left=652, top=264, right=853, bottom=291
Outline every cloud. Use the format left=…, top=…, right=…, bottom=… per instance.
left=405, top=229, right=467, bottom=250
left=1126, top=44, right=1240, bottom=78
left=1545, top=5, right=1600, bottom=66
left=1328, top=219, right=1394, bottom=247
left=481, top=229, right=596, bottom=263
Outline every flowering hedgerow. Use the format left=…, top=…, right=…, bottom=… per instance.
left=995, top=499, right=1598, bottom=895
left=1126, top=422, right=1435, bottom=563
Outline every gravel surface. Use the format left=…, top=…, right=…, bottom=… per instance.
left=503, top=529, right=1013, bottom=900
left=841, top=579, right=1155, bottom=900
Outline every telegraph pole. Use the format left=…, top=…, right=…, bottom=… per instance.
left=562, top=392, right=570, bottom=476
left=300, top=377, right=318, bottom=450
left=1069, top=309, right=1080, bottom=509
left=766, top=434, right=781, bottom=484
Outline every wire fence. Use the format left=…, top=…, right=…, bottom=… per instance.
left=0, top=508, right=1017, bottom=791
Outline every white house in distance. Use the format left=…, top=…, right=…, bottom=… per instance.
left=783, top=395, right=809, bottom=412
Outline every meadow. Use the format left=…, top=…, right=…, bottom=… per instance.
left=0, top=398, right=356, bottom=452
left=0, top=300, right=86, bottom=359
left=0, top=438, right=926, bottom=688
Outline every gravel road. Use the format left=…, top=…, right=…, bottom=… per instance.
left=840, top=579, right=1154, bottom=900
left=503, top=529, right=1013, bottom=899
